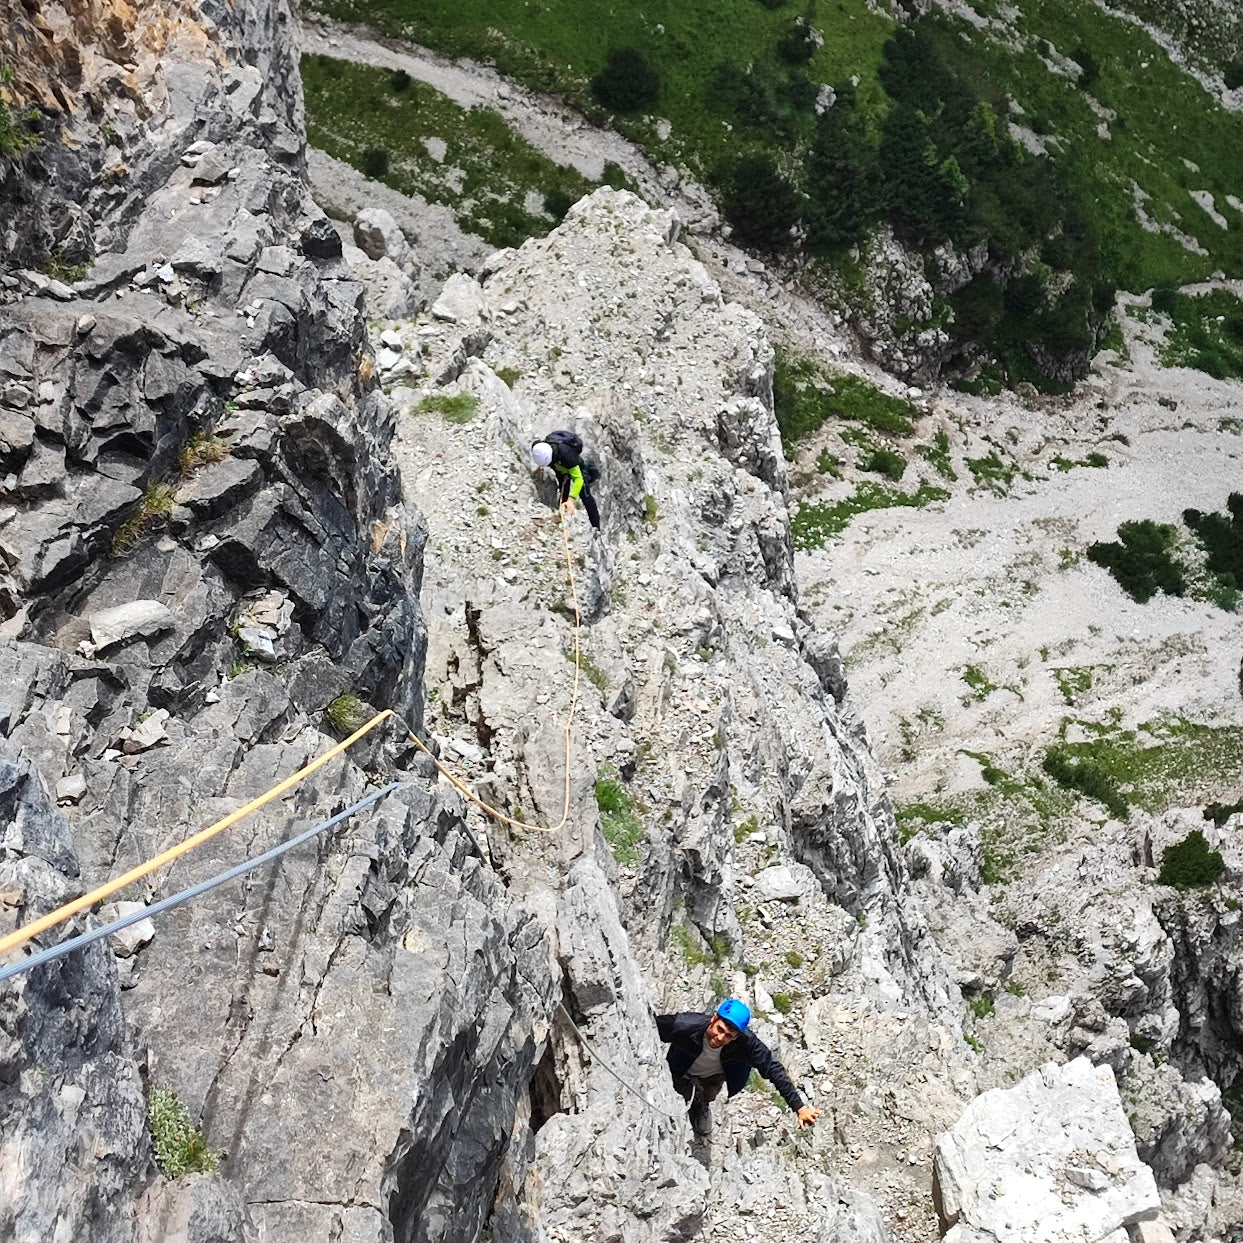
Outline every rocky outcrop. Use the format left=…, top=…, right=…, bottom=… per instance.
left=934, top=1057, right=1162, bottom=1243
left=0, top=2, right=568, bottom=1241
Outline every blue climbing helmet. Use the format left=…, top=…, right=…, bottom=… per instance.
left=715, top=998, right=751, bottom=1033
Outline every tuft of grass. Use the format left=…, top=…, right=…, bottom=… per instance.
left=0, top=65, right=40, bottom=158
left=784, top=949, right=804, bottom=968
left=111, top=484, right=176, bottom=557
left=415, top=392, right=480, bottom=423
left=918, top=430, right=957, bottom=480
left=966, top=451, right=1015, bottom=493
left=670, top=922, right=711, bottom=968
left=325, top=693, right=369, bottom=732
left=961, top=665, right=998, bottom=703
left=495, top=365, right=523, bottom=387
left=970, top=993, right=995, bottom=1019
left=148, top=1087, right=219, bottom=1179
left=1157, top=829, right=1224, bottom=889
left=595, top=770, right=645, bottom=865
left=1043, top=745, right=1130, bottom=819
left=770, top=990, right=796, bottom=1015
left=792, top=481, right=948, bottom=550
left=643, top=494, right=659, bottom=526
left=178, top=433, right=231, bottom=475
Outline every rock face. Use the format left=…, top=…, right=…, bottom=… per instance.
left=0, top=751, right=150, bottom=1243
left=0, top=2, right=559, bottom=1241
left=934, top=1058, right=1161, bottom=1242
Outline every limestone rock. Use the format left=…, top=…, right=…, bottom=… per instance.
left=934, top=1058, right=1160, bottom=1242
left=88, top=600, right=175, bottom=650
left=353, top=207, right=410, bottom=266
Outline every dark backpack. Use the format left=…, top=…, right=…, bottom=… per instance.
left=545, top=429, right=583, bottom=456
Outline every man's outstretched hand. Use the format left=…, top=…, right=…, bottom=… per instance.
left=796, top=1105, right=821, bottom=1129
left=560, top=498, right=576, bottom=517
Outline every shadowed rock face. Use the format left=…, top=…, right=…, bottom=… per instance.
left=0, top=3, right=563, bottom=1241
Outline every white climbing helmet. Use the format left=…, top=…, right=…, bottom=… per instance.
left=531, top=441, right=553, bottom=467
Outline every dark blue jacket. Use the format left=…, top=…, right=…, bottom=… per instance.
left=655, top=1011, right=805, bottom=1112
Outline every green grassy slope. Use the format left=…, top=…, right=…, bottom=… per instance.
left=302, top=54, right=597, bottom=247
left=307, top=0, right=1243, bottom=295
left=306, top=0, right=896, bottom=173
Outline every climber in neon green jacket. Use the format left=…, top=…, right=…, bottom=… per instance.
left=531, top=431, right=601, bottom=529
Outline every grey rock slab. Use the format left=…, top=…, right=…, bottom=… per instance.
left=755, top=862, right=817, bottom=903
left=934, top=1057, right=1160, bottom=1242
left=0, top=750, right=149, bottom=1243
left=54, top=773, right=87, bottom=804
left=352, top=207, right=409, bottom=265
left=98, top=900, right=155, bottom=958
left=88, top=600, right=176, bottom=650
left=174, top=455, right=263, bottom=519
left=430, top=272, right=488, bottom=324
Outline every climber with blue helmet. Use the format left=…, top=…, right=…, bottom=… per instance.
left=656, top=998, right=820, bottom=1136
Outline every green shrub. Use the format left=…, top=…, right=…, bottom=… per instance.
left=1204, top=798, right=1243, bottom=827
left=148, top=1087, right=219, bottom=1179
left=390, top=68, right=412, bottom=92
left=860, top=447, right=906, bottom=481
left=718, top=152, right=798, bottom=249
left=771, top=991, right=796, bottom=1014
left=776, top=20, right=816, bottom=65
left=361, top=146, right=389, bottom=178
left=1042, top=746, right=1129, bottom=819
left=1087, top=520, right=1185, bottom=603
left=543, top=187, right=576, bottom=220
left=1151, top=285, right=1180, bottom=315
left=1158, top=829, right=1225, bottom=888
left=591, top=48, right=660, bottom=112
left=1226, top=61, right=1243, bottom=91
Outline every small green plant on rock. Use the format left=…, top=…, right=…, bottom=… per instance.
left=1158, top=829, right=1225, bottom=889
left=595, top=770, right=644, bottom=865
left=178, top=432, right=231, bottom=474
left=415, top=393, right=479, bottom=424
left=111, top=484, right=177, bottom=556
left=148, top=1086, right=219, bottom=1179
left=325, top=693, right=369, bottom=733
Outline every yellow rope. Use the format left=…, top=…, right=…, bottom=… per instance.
left=404, top=503, right=582, bottom=834
left=0, top=709, right=394, bottom=960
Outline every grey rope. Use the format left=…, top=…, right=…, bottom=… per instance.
left=556, top=1001, right=685, bottom=1120
left=0, top=781, right=404, bottom=985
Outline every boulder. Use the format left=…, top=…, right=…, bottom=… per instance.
left=934, top=1057, right=1161, bottom=1242
left=88, top=600, right=176, bottom=650
left=353, top=208, right=410, bottom=266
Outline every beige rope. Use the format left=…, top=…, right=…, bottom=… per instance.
left=0, top=710, right=394, bottom=959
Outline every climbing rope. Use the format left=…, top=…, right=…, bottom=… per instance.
left=1, top=499, right=582, bottom=970
left=555, top=1000, right=685, bottom=1121
left=403, top=502, right=583, bottom=835
left=0, top=781, right=404, bottom=985
left=0, top=709, right=395, bottom=961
